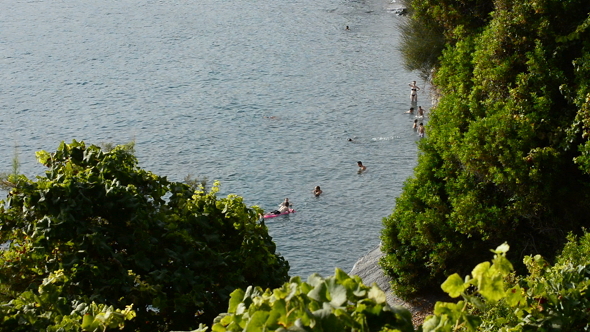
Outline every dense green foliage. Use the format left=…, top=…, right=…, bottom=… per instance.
left=397, top=0, right=493, bottom=76
left=0, top=141, right=289, bottom=331
left=0, top=269, right=136, bottom=332
left=212, top=268, right=414, bottom=332
left=382, top=0, right=590, bottom=297
left=205, top=238, right=590, bottom=332
left=422, top=238, right=590, bottom=331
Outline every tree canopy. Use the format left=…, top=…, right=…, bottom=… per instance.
left=0, top=140, right=289, bottom=331
left=382, top=0, right=590, bottom=297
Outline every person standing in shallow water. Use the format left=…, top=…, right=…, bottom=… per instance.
left=417, top=106, right=425, bottom=117
left=418, top=123, right=425, bottom=138
left=409, top=81, right=420, bottom=103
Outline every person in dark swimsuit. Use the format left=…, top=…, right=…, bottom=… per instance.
left=409, top=81, right=420, bottom=103
left=271, top=198, right=291, bottom=214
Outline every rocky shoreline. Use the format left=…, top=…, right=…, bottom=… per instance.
left=350, top=246, right=446, bottom=326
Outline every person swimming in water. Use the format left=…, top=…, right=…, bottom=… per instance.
left=357, top=161, right=367, bottom=173
left=313, top=186, right=323, bottom=197
left=270, top=198, right=292, bottom=214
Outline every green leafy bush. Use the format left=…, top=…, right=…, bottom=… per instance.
left=382, top=0, right=590, bottom=298
left=0, top=140, right=289, bottom=331
left=0, top=269, right=136, bottom=331
left=212, top=268, right=415, bottom=332
left=421, top=239, right=590, bottom=331
left=187, top=239, right=590, bottom=332
left=398, top=0, right=494, bottom=75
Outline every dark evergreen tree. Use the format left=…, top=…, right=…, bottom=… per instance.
left=382, top=0, right=590, bottom=297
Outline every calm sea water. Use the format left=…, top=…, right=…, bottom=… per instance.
left=1, top=0, right=429, bottom=278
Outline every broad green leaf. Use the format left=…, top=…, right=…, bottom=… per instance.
left=307, top=273, right=324, bottom=287
left=218, top=314, right=234, bottom=327
left=325, top=278, right=347, bottom=307
left=36, top=150, right=51, bottom=165
left=505, top=286, right=526, bottom=307
left=351, top=282, right=367, bottom=298
left=307, top=282, right=329, bottom=303
left=367, top=284, right=386, bottom=304
left=244, top=311, right=269, bottom=332
left=312, top=302, right=333, bottom=319
left=433, top=301, right=464, bottom=316
left=478, top=274, right=505, bottom=302
left=212, top=321, right=228, bottom=332
left=421, top=315, right=449, bottom=332
left=492, top=255, right=513, bottom=275
left=334, top=268, right=349, bottom=283
left=471, top=261, right=491, bottom=282
left=286, top=282, right=299, bottom=301
left=271, top=298, right=287, bottom=317
left=81, top=313, right=94, bottom=330
left=228, top=289, right=245, bottom=314
left=441, top=273, right=466, bottom=298
left=265, top=308, right=282, bottom=329
left=331, top=308, right=356, bottom=326
left=319, top=313, right=345, bottom=332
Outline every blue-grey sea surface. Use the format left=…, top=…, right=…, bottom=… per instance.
left=1, top=0, right=429, bottom=278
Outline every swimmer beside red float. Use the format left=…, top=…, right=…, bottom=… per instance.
left=263, top=198, right=295, bottom=219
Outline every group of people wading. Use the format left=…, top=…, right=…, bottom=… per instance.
left=407, top=81, right=426, bottom=138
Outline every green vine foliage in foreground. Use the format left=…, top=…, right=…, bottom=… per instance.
left=423, top=238, right=590, bottom=331
left=0, top=269, right=136, bottom=331
left=211, top=268, right=414, bottom=332
left=2, top=142, right=590, bottom=331
left=203, top=239, right=590, bottom=332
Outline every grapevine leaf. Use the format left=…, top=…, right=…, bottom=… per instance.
left=308, top=281, right=329, bottom=303
left=244, top=311, right=269, bottom=332
left=505, top=286, right=526, bottom=307
left=441, top=273, right=466, bottom=298
left=325, top=278, right=348, bottom=307
left=368, top=284, right=386, bottom=304
left=228, top=289, right=245, bottom=314
left=492, top=255, right=513, bottom=275
left=478, top=274, right=505, bottom=302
